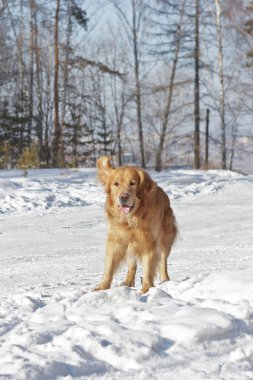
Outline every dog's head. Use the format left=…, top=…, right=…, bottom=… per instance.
left=97, top=156, right=156, bottom=216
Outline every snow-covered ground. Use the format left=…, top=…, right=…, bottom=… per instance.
left=0, top=168, right=253, bottom=380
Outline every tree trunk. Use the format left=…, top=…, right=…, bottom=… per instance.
left=16, top=0, right=25, bottom=153
left=52, top=0, right=64, bottom=167
left=215, top=0, right=226, bottom=169
left=61, top=4, right=72, bottom=163
left=112, top=0, right=146, bottom=167
left=205, top=108, right=210, bottom=169
left=28, top=0, right=35, bottom=148
left=34, top=6, right=44, bottom=162
left=45, top=46, right=52, bottom=166
left=132, top=0, right=145, bottom=168
left=194, top=0, right=200, bottom=169
left=111, top=74, right=127, bottom=167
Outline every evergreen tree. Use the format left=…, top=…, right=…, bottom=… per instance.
left=95, top=110, right=113, bottom=157
left=96, top=126, right=113, bottom=156
left=0, top=95, right=31, bottom=167
left=0, top=100, right=12, bottom=168
left=64, top=104, right=93, bottom=167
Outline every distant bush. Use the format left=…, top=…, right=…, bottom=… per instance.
left=0, top=142, right=10, bottom=169
left=17, top=145, right=39, bottom=169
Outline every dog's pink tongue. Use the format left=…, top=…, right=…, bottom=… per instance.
left=120, top=205, right=131, bottom=214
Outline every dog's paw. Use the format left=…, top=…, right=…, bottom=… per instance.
left=93, top=282, right=110, bottom=291
left=141, top=282, right=153, bottom=294
left=120, top=280, right=135, bottom=287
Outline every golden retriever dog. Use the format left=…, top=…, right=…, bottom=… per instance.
left=94, top=156, right=177, bottom=293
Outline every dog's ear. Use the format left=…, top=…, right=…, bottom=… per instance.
left=96, top=156, right=114, bottom=192
left=137, top=169, right=156, bottom=199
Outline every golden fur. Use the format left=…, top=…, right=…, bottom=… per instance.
left=94, top=156, right=177, bottom=293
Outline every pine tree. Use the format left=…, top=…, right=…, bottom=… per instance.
left=64, top=104, right=93, bottom=167
left=96, top=114, right=113, bottom=157
left=0, top=100, right=12, bottom=168
left=0, top=95, right=30, bottom=167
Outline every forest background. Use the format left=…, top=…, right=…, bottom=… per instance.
left=0, top=0, right=253, bottom=173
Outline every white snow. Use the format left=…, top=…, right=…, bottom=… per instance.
left=0, top=167, right=253, bottom=380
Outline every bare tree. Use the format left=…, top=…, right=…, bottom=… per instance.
left=132, top=0, right=145, bottom=168
left=52, top=0, right=64, bottom=167
left=33, top=3, right=44, bottom=161
left=110, top=67, right=128, bottom=166
left=194, top=0, right=201, bottom=169
left=215, top=0, right=226, bottom=169
left=153, top=0, right=186, bottom=171
left=113, top=0, right=146, bottom=168
left=205, top=108, right=210, bottom=169
left=28, top=0, right=35, bottom=148
left=60, top=2, right=72, bottom=160
left=103, top=30, right=130, bottom=166
left=0, top=0, right=8, bottom=17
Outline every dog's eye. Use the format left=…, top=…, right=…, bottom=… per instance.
left=114, top=181, right=119, bottom=187
left=129, top=181, right=136, bottom=186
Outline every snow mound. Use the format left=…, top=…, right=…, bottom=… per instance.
left=1, top=269, right=253, bottom=379
left=153, top=169, right=248, bottom=200
left=0, top=168, right=103, bottom=215
left=0, top=168, right=251, bottom=215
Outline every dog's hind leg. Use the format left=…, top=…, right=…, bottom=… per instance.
left=159, top=210, right=177, bottom=283
left=159, top=249, right=170, bottom=283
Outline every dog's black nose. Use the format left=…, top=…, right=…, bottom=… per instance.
left=119, top=192, right=129, bottom=204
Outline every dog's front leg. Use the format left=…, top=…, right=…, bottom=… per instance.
left=94, top=237, right=127, bottom=291
left=121, top=255, right=137, bottom=287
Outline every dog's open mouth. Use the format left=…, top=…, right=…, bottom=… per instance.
left=118, top=203, right=135, bottom=214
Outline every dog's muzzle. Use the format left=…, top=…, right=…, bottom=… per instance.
left=118, top=193, right=135, bottom=214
